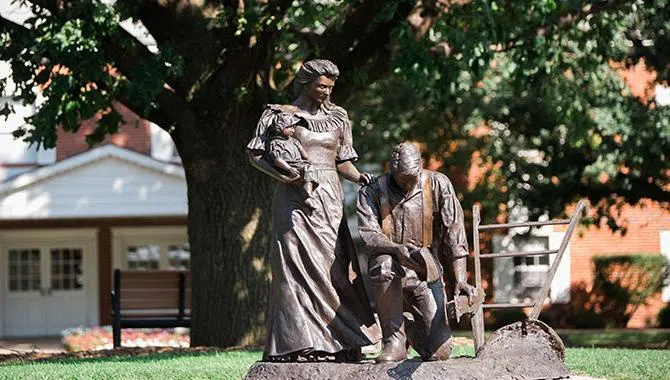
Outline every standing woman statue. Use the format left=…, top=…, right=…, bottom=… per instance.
left=247, top=59, right=381, bottom=361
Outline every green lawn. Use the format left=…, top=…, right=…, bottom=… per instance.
left=451, top=328, right=670, bottom=349
left=558, top=329, right=670, bottom=349
left=566, top=348, right=670, bottom=380
left=1, top=348, right=669, bottom=380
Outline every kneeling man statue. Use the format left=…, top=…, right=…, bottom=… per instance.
left=357, top=142, right=476, bottom=362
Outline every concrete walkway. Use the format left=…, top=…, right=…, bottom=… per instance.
left=0, top=336, right=65, bottom=355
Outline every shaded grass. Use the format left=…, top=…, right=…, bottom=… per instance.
left=0, top=350, right=261, bottom=380
left=558, top=329, right=670, bottom=349
left=2, top=347, right=669, bottom=379
left=451, top=328, right=670, bottom=349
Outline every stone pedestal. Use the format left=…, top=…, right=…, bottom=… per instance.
left=247, top=320, right=570, bottom=379
left=245, top=357, right=569, bottom=380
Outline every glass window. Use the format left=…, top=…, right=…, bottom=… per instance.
left=8, top=248, right=41, bottom=292
left=50, top=248, right=84, bottom=290
left=167, top=244, right=190, bottom=270
left=126, top=245, right=160, bottom=270
left=509, top=237, right=550, bottom=301
left=124, top=243, right=190, bottom=270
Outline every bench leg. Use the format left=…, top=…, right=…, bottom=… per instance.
left=113, top=323, right=121, bottom=348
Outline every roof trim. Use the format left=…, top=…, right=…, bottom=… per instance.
left=0, top=145, right=185, bottom=195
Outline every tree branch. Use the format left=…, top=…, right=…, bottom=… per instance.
left=190, top=0, right=293, bottom=116
left=407, top=0, right=470, bottom=40
left=24, top=0, right=197, bottom=132
left=325, top=1, right=416, bottom=103
left=320, top=0, right=389, bottom=60
left=132, top=0, right=229, bottom=96
left=0, top=14, right=28, bottom=35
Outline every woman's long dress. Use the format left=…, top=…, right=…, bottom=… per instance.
left=247, top=103, right=381, bottom=358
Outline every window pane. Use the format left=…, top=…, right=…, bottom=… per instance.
left=167, top=244, right=190, bottom=270
left=75, top=274, right=84, bottom=289
left=126, top=245, right=160, bottom=271
left=8, top=248, right=40, bottom=292
left=50, top=248, right=83, bottom=291
left=525, top=256, right=535, bottom=266
left=539, top=254, right=549, bottom=265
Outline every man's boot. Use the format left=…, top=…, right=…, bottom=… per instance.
left=408, top=279, right=453, bottom=361
left=372, top=277, right=407, bottom=363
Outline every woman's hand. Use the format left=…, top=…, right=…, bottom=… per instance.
left=282, top=173, right=302, bottom=185
left=359, top=172, right=374, bottom=185
left=249, top=152, right=299, bottom=185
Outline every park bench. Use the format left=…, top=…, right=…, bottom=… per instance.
left=111, top=269, right=191, bottom=348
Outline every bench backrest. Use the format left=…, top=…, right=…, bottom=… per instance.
left=114, top=270, right=191, bottom=314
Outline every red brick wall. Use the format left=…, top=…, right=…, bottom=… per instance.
left=563, top=200, right=670, bottom=327
left=56, top=102, right=151, bottom=161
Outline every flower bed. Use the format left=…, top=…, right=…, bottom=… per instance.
left=62, top=326, right=190, bottom=352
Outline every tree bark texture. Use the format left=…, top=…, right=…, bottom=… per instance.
left=183, top=100, right=275, bottom=347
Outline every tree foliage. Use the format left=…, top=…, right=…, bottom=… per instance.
left=1, top=0, right=669, bottom=345
left=592, top=254, right=668, bottom=327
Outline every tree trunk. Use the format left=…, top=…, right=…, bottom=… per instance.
left=184, top=102, right=274, bottom=347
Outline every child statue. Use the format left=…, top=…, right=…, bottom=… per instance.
left=265, top=112, right=318, bottom=211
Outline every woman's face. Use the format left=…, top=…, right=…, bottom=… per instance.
left=305, top=75, right=335, bottom=105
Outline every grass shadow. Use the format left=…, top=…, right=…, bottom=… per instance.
left=1, top=348, right=263, bottom=367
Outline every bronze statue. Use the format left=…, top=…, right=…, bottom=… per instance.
left=264, top=112, right=318, bottom=210
left=357, top=142, right=476, bottom=362
left=247, top=59, right=381, bottom=362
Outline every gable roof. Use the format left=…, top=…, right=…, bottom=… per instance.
left=0, top=144, right=185, bottom=196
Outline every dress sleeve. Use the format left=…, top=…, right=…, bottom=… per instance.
left=336, top=110, right=359, bottom=163
left=246, top=106, right=277, bottom=153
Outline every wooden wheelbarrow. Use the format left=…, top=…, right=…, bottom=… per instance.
left=448, top=202, right=587, bottom=375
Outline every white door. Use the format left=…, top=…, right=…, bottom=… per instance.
left=4, top=245, right=88, bottom=337
left=4, top=247, right=47, bottom=336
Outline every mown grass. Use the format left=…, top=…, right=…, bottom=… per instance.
left=451, top=328, right=670, bottom=349
left=0, top=350, right=260, bottom=380
left=565, top=348, right=670, bottom=380
left=558, top=329, right=670, bottom=349
left=2, top=347, right=669, bottom=380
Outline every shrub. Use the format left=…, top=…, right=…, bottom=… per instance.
left=658, top=304, right=670, bottom=328
left=592, top=254, right=669, bottom=328
left=490, top=309, right=528, bottom=330
left=564, top=309, right=606, bottom=329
